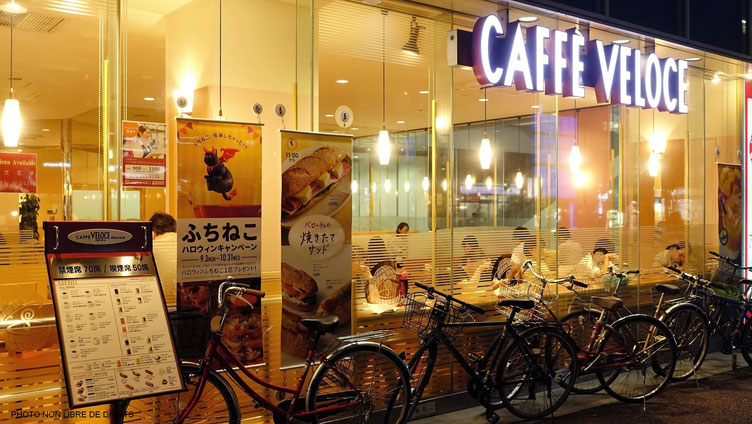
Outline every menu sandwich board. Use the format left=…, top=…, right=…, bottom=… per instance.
left=44, top=221, right=184, bottom=409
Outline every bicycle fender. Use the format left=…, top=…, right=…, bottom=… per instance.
left=663, top=302, right=710, bottom=325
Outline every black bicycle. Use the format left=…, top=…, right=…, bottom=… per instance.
left=399, top=281, right=579, bottom=423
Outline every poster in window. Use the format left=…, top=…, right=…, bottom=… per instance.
left=280, top=130, right=352, bottom=368
left=175, top=118, right=264, bottom=366
left=122, top=121, right=167, bottom=187
left=717, top=163, right=742, bottom=266
left=0, top=152, right=36, bottom=193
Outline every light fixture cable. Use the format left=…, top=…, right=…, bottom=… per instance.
left=218, top=0, right=223, bottom=118
left=382, top=9, right=386, bottom=130
left=9, top=9, right=13, bottom=98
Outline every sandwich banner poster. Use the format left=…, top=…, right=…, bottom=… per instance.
left=717, top=163, right=742, bottom=266
left=280, top=130, right=353, bottom=368
left=175, top=118, right=264, bottom=366
left=122, top=121, right=167, bottom=187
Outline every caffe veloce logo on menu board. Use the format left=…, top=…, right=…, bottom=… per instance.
left=67, top=229, right=133, bottom=245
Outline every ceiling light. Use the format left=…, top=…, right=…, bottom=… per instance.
left=378, top=129, right=391, bottom=165
left=42, top=128, right=50, bottom=132
left=460, top=66, right=473, bottom=71
left=144, top=97, right=155, bottom=101
left=442, top=179, right=448, bottom=192
left=351, top=127, right=359, bottom=131
left=351, top=180, right=358, bottom=193
left=531, top=105, right=540, bottom=109
left=465, top=174, right=474, bottom=191
left=515, top=171, right=524, bottom=189
left=396, top=120, right=405, bottom=124
left=336, top=79, right=349, bottom=84
left=419, top=90, right=430, bottom=94
left=402, top=17, right=421, bottom=56
left=518, top=16, right=538, bottom=22
left=569, top=145, right=582, bottom=173
left=686, top=57, right=701, bottom=62
left=613, top=39, right=630, bottom=44
left=362, top=0, right=381, bottom=4
left=384, top=178, right=391, bottom=193
left=485, top=176, right=493, bottom=190
left=479, top=98, right=489, bottom=102
left=173, top=88, right=194, bottom=116
left=404, top=181, right=410, bottom=192
left=325, top=114, right=334, bottom=117
left=422, top=175, right=429, bottom=192
left=648, top=153, right=660, bottom=177
left=0, top=1, right=26, bottom=13
left=479, top=136, right=492, bottom=170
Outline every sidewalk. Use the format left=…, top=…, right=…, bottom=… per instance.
left=412, top=352, right=749, bottom=423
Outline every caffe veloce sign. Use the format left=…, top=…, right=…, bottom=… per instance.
left=456, top=15, right=689, bottom=114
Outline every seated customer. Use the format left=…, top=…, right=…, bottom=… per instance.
left=150, top=212, right=177, bottom=305
left=390, top=222, right=410, bottom=268
left=653, top=242, right=686, bottom=269
left=574, top=238, right=618, bottom=280
left=557, top=227, right=583, bottom=276
left=509, top=227, right=532, bottom=279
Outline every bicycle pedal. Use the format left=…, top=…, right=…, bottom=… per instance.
left=468, top=353, right=482, bottom=364
left=484, top=410, right=500, bottom=424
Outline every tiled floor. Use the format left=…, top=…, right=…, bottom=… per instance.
left=411, top=352, right=740, bottom=423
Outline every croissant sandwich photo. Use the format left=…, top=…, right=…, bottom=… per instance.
left=282, top=263, right=319, bottom=312
left=282, top=146, right=351, bottom=218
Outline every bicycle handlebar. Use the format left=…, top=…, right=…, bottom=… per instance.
left=414, top=281, right=486, bottom=315
left=522, top=261, right=588, bottom=289
left=218, top=277, right=266, bottom=309
left=709, top=250, right=752, bottom=270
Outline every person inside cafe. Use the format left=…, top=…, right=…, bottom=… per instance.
left=150, top=212, right=177, bottom=304
left=574, top=238, right=618, bottom=280
left=653, top=241, right=687, bottom=270
left=557, top=227, right=583, bottom=276
left=391, top=222, right=409, bottom=268
left=509, top=227, right=532, bottom=279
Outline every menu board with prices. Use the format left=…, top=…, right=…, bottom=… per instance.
left=44, top=221, right=184, bottom=409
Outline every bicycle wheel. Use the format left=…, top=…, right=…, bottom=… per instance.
left=559, top=309, right=616, bottom=394
left=738, top=311, right=752, bottom=367
left=306, top=343, right=411, bottom=424
left=496, top=325, right=578, bottom=419
left=663, top=303, right=709, bottom=381
left=597, top=314, right=676, bottom=403
left=116, top=362, right=240, bottom=424
left=404, top=344, right=437, bottom=419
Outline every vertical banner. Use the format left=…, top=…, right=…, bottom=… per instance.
left=176, top=118, right=264, bottom=365
left=0, top=152, right=36, bottom=193
left=718, top=163, right=742, bottom=266
left=745, top=81, right=752, bottom=277
left=122, top=121, right=167, bottom=187
left=280, top=130, right=352, bottom=367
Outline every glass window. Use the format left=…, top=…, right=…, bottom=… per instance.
left=689, top=0, right=748, bottom=53
left=609, top=0, right=682, bottom=35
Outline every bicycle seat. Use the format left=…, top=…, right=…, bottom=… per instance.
left=497, top=299, right=535, bottom=310
left=591, top=296, right=623, bottom=310
left=655, top=283, right=680, bottom=296
left=301, top=316, right=339, bottom=334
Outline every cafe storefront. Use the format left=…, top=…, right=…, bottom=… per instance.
left=0, top=0, right=747, bottom=422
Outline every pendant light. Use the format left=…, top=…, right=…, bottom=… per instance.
left=569, top=106, right=581, bottom=173
left=515, top=170, right=524, bottom=189
left=216, top=0, right=224, bottom=120
left=384, top=177, right=391, bottom=193
left=404, top=181, right=410, bottom=192
left=351, top=179, right=358, bottom=193
left=479, top=87, right=492, bottom=169
left=377, top=10, right=391, bottom=165
left=485, top=176, right=493, bottom=190
left=1, top=1, right=25, bottom=148
left=422, top=175, right=429, bottom=192
left=465, top=174, right=474, bottom=191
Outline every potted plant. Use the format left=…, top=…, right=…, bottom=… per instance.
left=19, top=194, right=40, bottom=240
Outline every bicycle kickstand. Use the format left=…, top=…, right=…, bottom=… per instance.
left=641, top=368, right=647, bottom=412
left=688, top=350, right=700, bottom=388
left=731, top=347, right=739, bottom=375
left=484, top=409, right=500, bottom=424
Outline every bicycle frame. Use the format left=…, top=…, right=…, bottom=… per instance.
left=693, top=286, right=752, bottom=351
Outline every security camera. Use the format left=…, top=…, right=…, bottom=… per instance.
left=176, top=96, right=188, bottom=109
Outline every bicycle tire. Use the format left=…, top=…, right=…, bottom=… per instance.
left=662, top=302, right=709, bottom=381
left=738, top=311, right=752, bottom=367
left=559, top=309, right=618, bottom=394
left=597, top=314, right=676, bottom=403
left=116, top=361, right=240, bottom=424
left=306, top=342, right=411, bottom=424
left=496, top=325, right=578, bottom=419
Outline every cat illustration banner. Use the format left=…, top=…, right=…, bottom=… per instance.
left=175, top=118, right=264, bottom=366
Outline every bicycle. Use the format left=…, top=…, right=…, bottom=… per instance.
left=663, top=260, right=752, bottom=377
left=398, top=281, right=579, bottom=423
left=116, top=277, right=412, bottom=424
left=522, top=262, right=677, bottom=406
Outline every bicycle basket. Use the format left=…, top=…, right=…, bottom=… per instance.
left=402, top=292, right=470, bottom=342
left=169, top=307, right=211, bottom=359
left=495, top=279, right=556, bottom=323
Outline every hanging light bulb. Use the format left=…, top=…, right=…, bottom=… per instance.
left=422, top=175, right=430, bottom=192
left=1, top=2, right=24, bottom=148
left=377, top=130, right=391, bottom=165
left=485, top=176, right=493, bottom=190
left=515, top=171, right=524, bottom=189
left=569, top=145, right=582, bottom=173
left=465, top=174, right=474, bottom=191
left=351, top=179, right=358, bottom=193
left=479, top=135, right=492, bottom=170
left=384, top=177, right=391, bottom=193
left=442, top=179, right=448, bottom=192
left=573, top=172, right=588, bottom=188
left=372, top=182, right=377, bottom=193
left=648, top=153, right=660, bottom=177
left=404, top=181, right=410, bottom=192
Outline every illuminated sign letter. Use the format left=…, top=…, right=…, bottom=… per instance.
left=677, top=60, right=689, bottom=113
left=661, top=58, right=678, bottom=112
left=593, top=41, right=619, bottom=103
left=472, top=15, right=503, bottom=85
left=503, top=23, right=534, bottom=90
left=527, top=26, right=550, bottom=92
left=548, top=30, right=568, bottom=95
left=615, top=46, right=632, bottom=105
left=633, top=49, right=646, bottom=107
left=564, top=28, right=585, bottom=98
left=644, top=53, right=662, bottom=109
